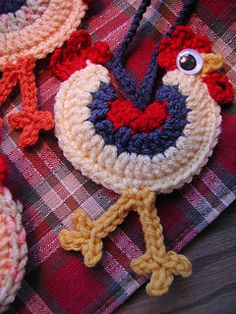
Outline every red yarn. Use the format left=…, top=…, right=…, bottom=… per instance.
left=107, top=99, right=169, bottom=133
left=158, top=26, right=212, bottom=71
left=203, top=73, right=234, bottom=105
left=0, top=56, right=54, bottom=148
left=50, top=30, right=112, bottom=81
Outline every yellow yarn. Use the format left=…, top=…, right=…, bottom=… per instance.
left=201, top=53, right=224, bottom=74
left=59, top=189, right=192, bottom=296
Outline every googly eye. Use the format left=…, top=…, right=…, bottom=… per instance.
left=176, top=49, right=203, bottom=75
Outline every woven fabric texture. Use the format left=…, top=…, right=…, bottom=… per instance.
left=1, top=0, right=235, bottom=313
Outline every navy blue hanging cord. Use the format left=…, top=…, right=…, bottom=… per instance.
left=111, top=0, right=198, bottom=110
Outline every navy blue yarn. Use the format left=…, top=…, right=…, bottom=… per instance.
left=87, top=82, right=190, bottom=158
left=111, top=0, right=198, bottom=110
left=0, top=0, right=26, bottom=14
left=110, top=0, right=152, bottom=107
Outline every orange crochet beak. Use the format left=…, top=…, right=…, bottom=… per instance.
left=200, top=53, right=224, bottom=74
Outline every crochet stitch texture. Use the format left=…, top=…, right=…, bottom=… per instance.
left=0, top=0, right=50, bottom=33
left=0, top=0, right=89, bottom=147
left=54, top=57, right=224, bottom=194
left=60, top=189, right=192, bottom=296
left=52, top=0, right=234, bottom=296
left=0, top=56, right=54, bottom=147
left=0, top=187, right=27, bottom=313
left=0, top=0, right=26, bottom=14
left=0, top=0, right=87, bottom=67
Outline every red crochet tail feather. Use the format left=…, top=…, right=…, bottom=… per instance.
left=50, top=30, right=112, bottom=81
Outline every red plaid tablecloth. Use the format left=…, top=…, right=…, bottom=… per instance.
left=2, top=0, right=236, bottom=313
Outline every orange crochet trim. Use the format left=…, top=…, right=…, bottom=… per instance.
left=0, top=56, right=54, bottom=148
left=59, top=189, right=192, bottom=296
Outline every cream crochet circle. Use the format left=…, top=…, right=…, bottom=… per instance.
left=0, top=0, right=88, bottom=69
left=55, top=63, right=222, bottom=195
left=0, top=187, right=27, bottom=313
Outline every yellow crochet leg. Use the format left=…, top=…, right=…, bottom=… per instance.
left=131, top=190, right=192, bottom=296
left=59, top=190, right=136, bottom=267
left=59, top=189, right=192, bottom=296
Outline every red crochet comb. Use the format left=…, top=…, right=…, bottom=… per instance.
left=50, top=30, right=112, bottom=81
left=158, top=25, right=212, bottom=71
left=158, top=26, right=234, bottom=105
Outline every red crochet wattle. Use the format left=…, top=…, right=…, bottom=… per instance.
left=107, top=99, right=169, bottom=133
left=158, top=26, right=212, bottom=71
left=50, top=30, right=112, bottom=81
left=203, top=73, right=234, bottom=105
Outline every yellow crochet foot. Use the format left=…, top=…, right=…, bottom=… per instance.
left=130, top=253, right=150, bottom=274
left=59, top=208, right=103, bottom=267
left=132, top=190, right=192, bottom=296
left=59, top=189, right=192, bottom=296
left=59, top=191, right=133, bottom=266
left=131, top=251, right=192, bottom=296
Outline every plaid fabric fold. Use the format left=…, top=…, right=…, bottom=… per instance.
left=1, top=0, right=235, bottom=313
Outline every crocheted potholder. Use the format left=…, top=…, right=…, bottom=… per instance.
left=51, top=0, right=234, bottom=296
left=0, top=0, right=90, bottom=148
left=0, top=122, right=26, bottom=312
left=0, top=187, right=27, bottom=313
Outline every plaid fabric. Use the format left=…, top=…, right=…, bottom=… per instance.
left=2, top=0, right=236, bottom=313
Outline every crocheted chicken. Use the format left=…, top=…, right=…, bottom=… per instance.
left=51, top=27, right=234, bottom=296
left=0, top=0, right=90, bottom=148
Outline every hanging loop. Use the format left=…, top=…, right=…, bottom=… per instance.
left=111, top=0, right=198, bottom=110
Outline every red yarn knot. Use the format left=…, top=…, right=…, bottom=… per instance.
left=203, top=73, right=234, bottom=105
left=158, top=26, right=212, bottom=71
left=50, top=30, right=112, bottom=81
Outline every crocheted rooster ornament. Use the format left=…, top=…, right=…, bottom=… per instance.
left=51, top=26, right=234, bottom=296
